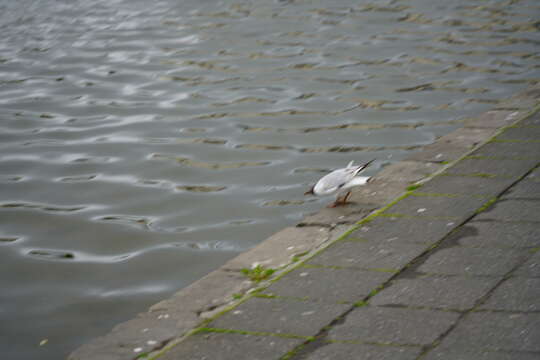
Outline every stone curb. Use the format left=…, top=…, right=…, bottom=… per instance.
left=69, top=84, right=540, bottom=360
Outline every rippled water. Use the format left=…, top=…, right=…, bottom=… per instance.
left=0, top=0, right=539, bottom=358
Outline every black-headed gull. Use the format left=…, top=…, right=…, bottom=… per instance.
left=305, top=159, right=375, bottom=207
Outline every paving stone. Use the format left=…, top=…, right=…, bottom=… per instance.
left=349, top=180, right=409, bottom=207
left=417, top=247, right=529, bottom=276
left=469, top=141, right=540, bottom=159
left=303, top=342, right=421, bottom=360
left=514, top=251, right=540, bottom=277
left=371, top=275, right=500, bottom=311
left=479, top=277, right=540, bottom=312
left=475, top=199, right=540, bottom=222
left=408, top=143, right=473, bottom=163
left=159, top=331, right=302, bottom=360
left=352, top=216, right=457, bottom=245
left=423, top=349, right=540, bottom=360
left=464, top=110, right=521, bottom=129
left=502, top=180, right=540, bottom=199
left=444, top=157, right=538, bottom=178
left=525, top=167, right=540, bottom=182
left=262, top=266, right=392, bottom=304
left=521, top=111, right=540, bottom=126
left=372, top=161, right=441, bottom=183
left=298, top=205, right=376, bottom=226
left=418, top=174, right=515, bottom=198
left=497, top=126, right=540, bottom=142
left=436, top=312, right=540, bottom=352
left=209, top=297, right=349, bottom=337
left=307, top=240, right=428, bottom=271
left=383, top=193, right=486, bottom=219
left=328, top=306, right=459, bottom=345
left=448, top=221, right=540, bottom=248
left=409, top=127, right=497, bottom=163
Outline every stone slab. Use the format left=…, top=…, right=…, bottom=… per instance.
left=419, top=174, right=515, bottom=198
left=479, top=277, right=540, bottom=312
left=222, top=226, right=331, bottom=271
left=304, top=342, right=421, bottom=360
left=307, top=239, right=428, bottom=271
left=521, top=111, right=540, bottom=126
left=475, top=199, right=540, bottom=222
left=262, top=266, right=392, bottom=304
left=525, top=167, right=540, bottom=182
left=209, top=297, right=350, bottom=337
left=417, top=247, right=529, bottom=276
left=444, top=157, right=538, bottom=178
left=436, top=312, right=540, bottom=352
left=423, top=349, right=540, bottom=360
left=158, top=332, right=302, bottom=360
left=514, top=251, right=540, bottom=277
left=469, top=141, right=540, bottom=159
left=447, top=221, right=540, bottom=248
left=383, top=193, right=486, bottom=219
left=352, top=216, right=457, bottom=245
left=370, top=275, right=500, bottom=311
left=408, top=128, right=497, bottom=163
left=298, top=205, right=376, bottom=227
left=502, top=180, right=540, bottom=199
left=349, top=179, right=410, bottom=206
left=328, top=306, right=459, bottom=345
left=373, top=161, right=442, bottom=183
left=497, top=126, right=540, bottom=142
left=463, top=110, right=521, bottom=129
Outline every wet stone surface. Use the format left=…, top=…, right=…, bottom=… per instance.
left=383, top=193, right=487, bottom=220
left=416, top=247, right=529, bottom=276
left=435, top=312, right=540, bottom=352
left=208, top=297, right=350, bottom=337
left=352, top=216, right=457, bottom=245
left=304, top=343, right=422, bottom=360
left=479, top=277, right=540, bottom=312
left=307, top=239, right=429, bottom=271
left=418, top=173, right=516, bottom=198
left=370, top=275, right=500, bottom=311
left=445, top=221, right=540, bottom=249
left=262, top=265, right=393, bottom=304
left=443, top=157, right=539, bottom=178
left=328, top=306, right=459, bottom=345
left=158, top=332, right=302, bottom=360
left=475, top=199, right=540, bottom=222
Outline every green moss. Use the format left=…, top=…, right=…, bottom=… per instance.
left=406, top=184, right=422, bottom=191
left=476, top=197, right=497, bottom=214
left=198, top=327, right=313, bottom=340
left=411, top=192, right=460, bottom=198
left=241, top=265, right=276, bottom=282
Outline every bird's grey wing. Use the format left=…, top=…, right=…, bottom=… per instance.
left=319, top=168, right=356, bottom=191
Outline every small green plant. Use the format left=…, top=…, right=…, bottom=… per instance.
left=241, top=265, right=275, bottom=282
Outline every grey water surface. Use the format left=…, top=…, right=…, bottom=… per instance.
left=0, top=0, right=539, bottom=359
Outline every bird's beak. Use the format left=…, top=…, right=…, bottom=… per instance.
left=304, top=187, right=314, bottom=196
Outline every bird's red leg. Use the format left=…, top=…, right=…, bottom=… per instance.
left=328, top=191, right=351, bottom=208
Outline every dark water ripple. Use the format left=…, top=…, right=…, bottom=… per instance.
left=0, top=0, right=539, bottom=358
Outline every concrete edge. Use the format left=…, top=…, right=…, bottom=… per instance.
left=68, top=84, right=540, bottom=360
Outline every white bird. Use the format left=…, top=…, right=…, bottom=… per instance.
left=305, top=159, right=375, bottom=207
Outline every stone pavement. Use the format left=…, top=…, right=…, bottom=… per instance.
left=138, top=107, right=540, bottom=359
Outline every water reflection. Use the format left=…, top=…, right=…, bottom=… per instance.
left=0, top=0, right=539, bottom=359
